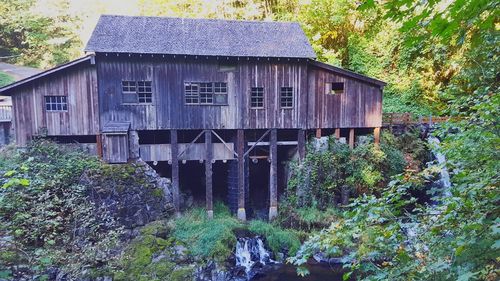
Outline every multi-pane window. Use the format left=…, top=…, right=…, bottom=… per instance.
left=184, top=82, right=228, bottom=105
left=280, top=87, right=293, bottom=108
left=185, top=82, right=199, bottom=104
left=45, top=96, right=68, bottom=111
left=121, top=80, right=153, bottom=104
left=199, top=82, right=214, bottom=104
left=250, top=87, right=264, bottom=108
left=330, top=82, right=344, bottom=94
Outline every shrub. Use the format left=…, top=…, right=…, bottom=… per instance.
left=248, top=220, right=301, bottom=256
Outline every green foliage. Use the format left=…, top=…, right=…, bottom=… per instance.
left=248, top=220, right=301, bottom=255
left=285, top=134, right=406, bottom=210
left=172, top=202, right=241, bottom=262
left=0, top=139, right=130, bottom=279
left=0, top=72, right=14, bottom=87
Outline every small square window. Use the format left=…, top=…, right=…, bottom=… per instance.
left=137, top=81, right=153, bottom=103
left=331, top=82, right=344, bottom=94
left=45, top=96, right=68, bottom=112
left=185, top=82, right=200, bottom=105
left=280, top=87, right=293, bottom=108
left=251, top=87, right=264, bottom=108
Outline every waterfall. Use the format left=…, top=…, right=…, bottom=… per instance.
left=235, top=236, right=275, bottom=279
left=427, top=136, right=451, bottom=196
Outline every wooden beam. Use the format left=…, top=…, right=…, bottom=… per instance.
left=205, top=130, right=213, bottom=219
left=374, top=127, right=381, bottom=147
left=269, top=128, right=278, bottom=220
left=297, top=129, right=306, bottom=162
left=236, top=129, right=246, bottom=221
left=171, top=130, right=180, bottom=216
left=349, top=128, right=355, bottom=149
left=96, top=134, right=103, bottom=158
left=315, top=128, right=321, bottom=138
left=335, top=128, right=340, bottom=140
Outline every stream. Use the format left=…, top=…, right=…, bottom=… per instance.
left=235, top=236, right=345, bottom=281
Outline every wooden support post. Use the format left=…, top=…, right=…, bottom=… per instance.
left=297, top=129, right=306, bottom=162
left=349, top=128, right=355, bottom=149
left=171, top=130, right=180, bottom=217
left=374, top=127, right=380, bottom=147
left=269, top=129, right=278, bottom=220
left=236, top=129, right=246, bottom=221
left=128, top=130, right=140, bottom=159
left=335, top=128, right=340, bottom=140
left=205, top=130, right=213, bottom=219
left=96, top=134, right=103, bottom=158
left=315, top=128, right=321, bottom=138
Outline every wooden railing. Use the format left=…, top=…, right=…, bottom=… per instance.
left=0, top=105, right=11, bottom=122
left=383, top=112, right=452, bottom=127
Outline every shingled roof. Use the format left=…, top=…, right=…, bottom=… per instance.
left=85, top=15, right=316, bottom=59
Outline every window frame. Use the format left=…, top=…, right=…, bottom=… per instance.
left=250, top=87, right=264, bottom=109
left=184, top=82, right=228, bottom=106
left=45, top=96, right=68, bottom=112
left=280, top=86, right=294, bottom=109
left=121, top=80, right=153, bottom=105
left=330, top=82, right=345, bottom=95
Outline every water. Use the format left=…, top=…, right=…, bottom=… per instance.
left=252, top=263, right=345, bottom=281
left=235, top=237, right=345, bottom=281
left=427, top=136, right=451, bottom=196
left=235, top=236, right=274, bottom=277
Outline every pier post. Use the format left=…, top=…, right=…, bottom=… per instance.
left=236, top=129, right=246, bottom=221
left=349, top=128, right=355, bottom=149
left=335, top=128, right=340, bottom=140
left=374, top=127, right=380, bottom=147
left=269, top=129, right=278, bottom=220
left=205, top=130, right=213, bottom=219
left=171, top=130, right=180, bottom=217
left=297, top=129, right=306, bottom=162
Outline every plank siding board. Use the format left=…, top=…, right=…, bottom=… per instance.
left=307, top=65, right=382, bottom=129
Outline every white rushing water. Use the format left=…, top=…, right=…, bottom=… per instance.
left=235, top=236, right=275, bottom=278
left=428, top=135, right=452, bottom=196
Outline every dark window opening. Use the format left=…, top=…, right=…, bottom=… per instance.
left=331, top=82, right=344, bottom=94
left=280, top=87, right=293, bottom=108
left=250, top=87, right=264, bottom=109
left=122, top=80, right=153, bottom=104
left=45, top=96, right=68, bottom=111
left=185, top=82, right=227, bottom=105
left=46, top=135, right=97, bottom=144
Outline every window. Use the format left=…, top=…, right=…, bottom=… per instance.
left=137, top=81, right=153, bottom=103
left=280, top=87, right=293, bottom=108
left=121, top=80, right=153, bottom=104
left=250, top=87, right=264, bottom=108
left=184, top=82, right=228, bottom=105
left=330, top=82, right=344, bottom=94
left=45, top=96, right=68, bottom=111
left=199, top=82, right=213, bottom=104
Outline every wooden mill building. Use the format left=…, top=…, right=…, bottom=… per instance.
left=0, top=15, right=385, bottom=220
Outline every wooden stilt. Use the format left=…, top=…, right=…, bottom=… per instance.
left=349, top=128, right=355, bottom=149
left=128, top=130, right=140, bottom=159
left=269, top=129, right=278, bottom=220
left=315, top=128, right=321, bottom=138
left=374, top=127, right=380, bottom=147
left=297, top=129, right=306, bottom=162
left=171, top=130, right=180, bottom=216
left=236, top=129, right=246, bottom=221
left=96, top=134, right=103, bottom=158
left=205, top=130, right=213, bottom=219
left=335, top=128, right=340, bottom=140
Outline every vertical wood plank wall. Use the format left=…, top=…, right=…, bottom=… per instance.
left=11, top=62, right=99, bottom=146
left=307, top=65, right=383, bottom=129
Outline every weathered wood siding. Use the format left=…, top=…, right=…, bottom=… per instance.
left=11, top=62, right=99, bottom=146
left=102, top=134, right=129, bottom=163
left=96, top=55, right=308, bottom=130
left=307, top=65, right=382, bottom=128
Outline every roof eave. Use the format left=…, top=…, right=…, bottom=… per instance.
left=310, top=60, right=386, bottom=88
left=0, top=55, right=94, bottom=95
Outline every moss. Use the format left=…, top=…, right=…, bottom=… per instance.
left=151, top=188, right=164, bottom=198
left=170, top=267, right=194, bottom=281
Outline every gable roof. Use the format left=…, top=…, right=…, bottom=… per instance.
left=0, top=56, right=93, bottom=95
left=310, top=61, right=386, bottom=88
left=85, top=15, right=316, bottom=59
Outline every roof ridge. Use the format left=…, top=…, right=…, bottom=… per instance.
left=98, top=14, right=301, bottom=25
